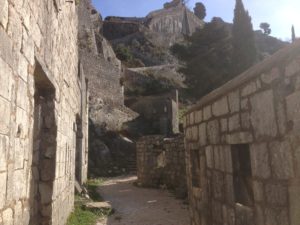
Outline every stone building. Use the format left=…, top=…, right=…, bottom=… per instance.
left=184, top=41, right=300, bottom=225
left=136, top=135, right=186, bottom=197
left=0, top=0, right=88, bottom=224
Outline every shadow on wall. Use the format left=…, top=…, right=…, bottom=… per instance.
left=29, top=61, right=57, bottom=224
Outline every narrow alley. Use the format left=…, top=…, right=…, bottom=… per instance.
left=96, top=176, right=190, bottom=225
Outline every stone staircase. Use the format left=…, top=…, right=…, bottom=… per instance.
left=126, top=156, right=137, bottom=174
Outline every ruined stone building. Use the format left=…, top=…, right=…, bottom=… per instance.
left=184, top=41, right=300, bottom=225
left=0, top=0, right=88, bottom=224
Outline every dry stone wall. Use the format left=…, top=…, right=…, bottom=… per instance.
left=184, top=41, right=300, bottom=225
left=137, top=135, right=186, bottom=196
left=0, top=0, right=88, bottom=224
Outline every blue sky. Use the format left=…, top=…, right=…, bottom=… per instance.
left=92, top=0, right=300, bottom=40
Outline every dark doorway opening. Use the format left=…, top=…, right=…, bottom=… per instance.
left=231, top=144, right=254, bottom=207
left=30, top=62, right=57, bottom=225
left=75, top=114, right=83, bottom=184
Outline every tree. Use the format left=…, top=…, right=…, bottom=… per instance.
left=194, top=2, right=206, bottom=20
left=292, top=25, right=296, bottom=42
left=260, top=22, right=271, bottom=35
left=171, top=17, right=233, bottom=98
left=232, top=0, right=257, bottom=75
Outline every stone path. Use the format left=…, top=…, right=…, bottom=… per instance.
left=96, top=176, right=190, bottom=225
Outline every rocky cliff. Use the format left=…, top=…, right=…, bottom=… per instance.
left=78, top=0, right=138, bottom=176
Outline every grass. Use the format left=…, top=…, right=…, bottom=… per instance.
left=87, top=178, right=105, bottom=201
left=67, top=178, right=112, bottom=225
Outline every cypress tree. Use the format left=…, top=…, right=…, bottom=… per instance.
left=232, top=0, right=257, bottom=75
left=292, top=25, right=296, bottom=43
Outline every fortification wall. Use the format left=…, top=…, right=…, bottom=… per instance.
left=184, top=41, right=300, bottom=225
left=137, top=135, right=186, bottom=196
left=0, top=0, right=88, bottom=224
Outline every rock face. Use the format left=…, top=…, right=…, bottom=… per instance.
left=102, top=2, right=204, bottom=67
left=78, top=0, right=138, bottom=177
left=146, top=2, right=204, bottom=45
left=184, top=41, right=300, bottom=225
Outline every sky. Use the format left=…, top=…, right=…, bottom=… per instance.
left=92, top=0, right=300, bottom=40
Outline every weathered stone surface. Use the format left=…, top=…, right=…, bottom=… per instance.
left=286, top=91, right=300, bottom=132
left=0, top=172, right=7, bottom=209
left=0, top=135, right=8, bottom=172
left=265, top=183, right=288, bottom=206
left=203, top=105, right=212, bottom=121
left=241, top=81, right=257, bottom=97
left=195, top=110, right=202, bottom=123
left=0, top=0, right=8, bottom=29
left=198, top=123, right=206, bottom=146
left=0, top=97, right=11, bottom=135
left=261, top=68, right=280, bottom=84
left=250, top=90, right=277, bottom=139
left=269, top=141, right=294, bottom=179
left=228, top=91, right=240, bottom=113
left=250, top=143, right=271, bottom=179
left=252, top=181, right=264, bottom=202
left=207, top=120, right=220, bottom=144
left=212, top=96, right=229, bottom=117
left=225, top=132, right=253, bottom=144
left=2, top=208, right=13, bottom=225
left=228, top=114, right=240, bottom=132
left=265, top=208, right=289, bottom=225
left=285, top=59, right=300, bottom=77
left=205, top=146, right=213, bottom=168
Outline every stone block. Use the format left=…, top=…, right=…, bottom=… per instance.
left=14, top=169, right=26, bottom=200
left=205, top=146, right=213, bottom=168
left=250, top=143, right=271, bottom=179
left=265, top=207, right=289, bottom=225
left=223, top=145, right=232, bottom=173
left=241, top=81, right=257, bottom=97
left=241, top=98, right=249, bottom=111
left=212, top=96, right=229, bottom=117
left=207, top=120, right=220, bottom=144
left=269, top=140, right=294, bottom=179
left=0, top=57, right=14, bottom=101
left=265, top=183, right=288, bottom=206
left=16, top=78, right=29, bottom=111
left=229, top=114, right=240, bottom=132
left=0, top=28, right=14, bottom=67
left=241, top=112, right=250, bottom=129
left=203, top=105, right=212, bottom=121
left=191, top=125, right=198, bottom=141
left=261, top=67, right=280, bottom=84
left=195, top=110, right=202, bottom=123
left=14, top=201, right=23, bottom=225
left=220, top=118, right=228, bottom=132
left=224, top=175, right=234, bottom=204
left=228, top=91, right=240, bottom=113
left=225, top=132, right=253, bottom=144
left=0, top=97, right=11, bottom=135
left=198, top=123, right=206, bottom=146
left=252, top=180, right=264, bottom=202
left=0, top=135, right=8, bottom=172
left=235, top=203, right=254, bottom=225
left=190, top=112, right=195, bottom=125
left=0, top=0, right=8, bottom=29
left=17, top=54, right=28, bottom=82
left=2, top=208, right=13, bottom=225
left=250, top=90, right=277, bottom=139
left=285, top=59, right=300, bottom=77
left=289, top=180, right=300, bottom=225
left=286, top=91, right=300, bottom=132
left=0, top=172, right=7, bottom=209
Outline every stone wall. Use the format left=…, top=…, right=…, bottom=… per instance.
left=137, top=135, right=186, bottom=196
left=184, top=41, right=300, bottom=225
left=0, top=0, right=88, bottom=224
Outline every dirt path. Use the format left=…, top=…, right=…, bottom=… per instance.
left=96, top=176, right=190, bottom=225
